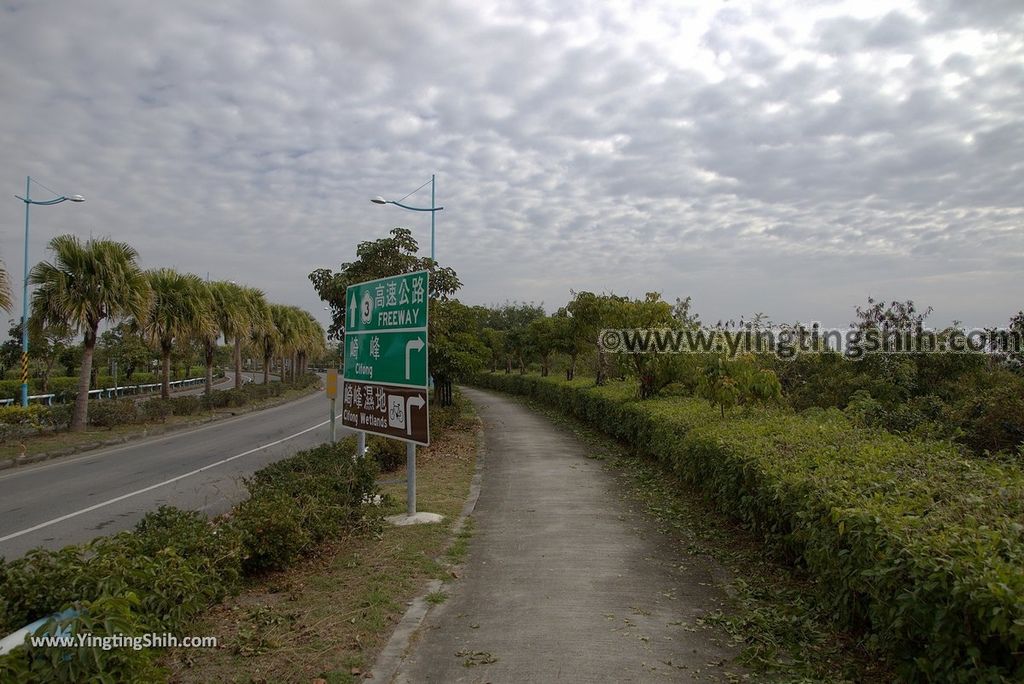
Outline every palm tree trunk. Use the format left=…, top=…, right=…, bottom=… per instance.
left=70, top=327, right=98, bottom=432
left=233, top=337, right=243, bottom=389
left=161, top=347, right=172, bottom=399
left=263, top=353, right=271, bottom=384
left=292, top=353, right=298, bottom=383
left=204, top=341, right=215, bottom=396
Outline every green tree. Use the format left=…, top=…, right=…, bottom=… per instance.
left=205, top=281, right=247, bottom=395
left=98, top=321, right=154, bottom=382
left=239, top=287, right=272, bottom=385
left=26, top=318, right=74, bottom=393
left=565, top=291, right=620, bottom=385
left=309, top=227, right=461, bottom=341
left=527, top=316, right=558, bottom=377
left=614, top=292, right=674, bottom=398
left=138, top=269, right=215, bottom=399
left=430, top=300, right=488, bottom=405
left=29, top=235, right=150, bottom=431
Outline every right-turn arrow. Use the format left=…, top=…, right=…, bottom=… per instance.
left=405, top=394, right=426, bottom=436
left=405, top=337, right=425, bottom=379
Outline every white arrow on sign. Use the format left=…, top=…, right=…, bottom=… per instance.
left=349, top=293, right=357, bottom=328
left=405, top=337, right=425, bottom=380
left=405, top=394, right=426, bottom=436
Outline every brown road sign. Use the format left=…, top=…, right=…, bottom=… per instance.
left=341, top=379, right=429, bottom=446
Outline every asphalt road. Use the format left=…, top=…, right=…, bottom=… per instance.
left=0, top=389, right=350, bottom=560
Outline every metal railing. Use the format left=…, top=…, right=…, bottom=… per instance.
left=6, top=377, right=209, bottom=407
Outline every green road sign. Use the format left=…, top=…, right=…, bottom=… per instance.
left=341, top=271, right=430, bottom=446
left=343, top=330, right=427, bottom=387
left=345, top=271, right=428, bottom=334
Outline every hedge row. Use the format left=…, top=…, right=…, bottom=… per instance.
left=472, top=372, right=1024, bottom=682
left=0, top=438, right=378, bottom=682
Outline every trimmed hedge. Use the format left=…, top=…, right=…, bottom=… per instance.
left=0, top=438, right=378, bottom=681
left=472, top=372, right=1024, bottom=682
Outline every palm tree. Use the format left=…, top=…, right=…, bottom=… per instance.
left=294, top=310, right=325, bottom=378
left=139, top=269, right=215, bottom=399
left=270, top=304, right=299, bottom=383
left=29, top=235, right=150, bottom=431
left=238, top=286, right=271, bottom=387
left=255, top=305, right=282, bottom=385
left=0, top=259, right=12, bottom=313
left=204, top=281, right=247, bottom=395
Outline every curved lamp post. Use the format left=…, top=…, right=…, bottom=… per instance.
left=371, top=174, right=443, bottom=262
left=14, top=176, right=85, bottom=406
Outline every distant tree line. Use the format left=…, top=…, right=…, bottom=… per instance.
left=1, top=235, right=325, bottom=431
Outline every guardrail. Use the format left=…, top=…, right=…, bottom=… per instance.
left=5, top=377, right=209, bottom=407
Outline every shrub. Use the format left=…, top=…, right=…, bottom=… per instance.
left=368, top=435, right=406, bottom=472
left=168, top=395, right=202, bottom=417
left=233, top=491, right=311, bottom=573
left=0, top=595, right=164, bottom=683
left=0, top=405, right=51, bottom=441
left=140, top=398, right=173, bottom=423
left=472, top=371, right=1024, bottom=681
left=0, top=438, right=379, bottom=680
left=88, top=399, right=138, bottom=429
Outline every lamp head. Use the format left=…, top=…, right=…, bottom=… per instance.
left=67, top=195, right=85, bottom=202
left=370, top=196, right=387, bottom=204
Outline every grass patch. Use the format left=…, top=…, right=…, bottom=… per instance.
left=514, top=393, right=893, bottom=684
left=161, top=393, right=480, bottom=683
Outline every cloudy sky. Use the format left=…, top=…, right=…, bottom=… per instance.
left=2, top=0, right=1022, bottom=333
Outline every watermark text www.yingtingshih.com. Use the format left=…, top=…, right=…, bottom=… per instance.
left=29, top=631, right=218, bottom=651
left=597, top=325, right=1024, bottom=360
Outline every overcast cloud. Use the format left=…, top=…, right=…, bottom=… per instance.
left=2, top=0, right=1022, bottom=332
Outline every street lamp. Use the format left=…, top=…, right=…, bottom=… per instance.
left=14, top=176, right=85, bottom=407
left=371, top=174, right=444, bottom=262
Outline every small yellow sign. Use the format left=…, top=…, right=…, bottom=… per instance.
left=326, top=369, right=338, bottom=399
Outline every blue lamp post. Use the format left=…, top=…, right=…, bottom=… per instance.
left=14, top=176, right=85, bottom=407
left=371, top=174, right=443, bottom=262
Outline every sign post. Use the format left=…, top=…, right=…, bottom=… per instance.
left=341, top=271, right=439, bottom=524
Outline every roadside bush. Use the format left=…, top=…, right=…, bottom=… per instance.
left=233, top=491, right=312, bottom=573
left=87, top=399, right=138, bottom=429
left=168, top=395, right=202, bottom=416
left=0, top=595, right=164, bottom=683
left=238, top=440, right=379, bottom=571
left=0, top=436, right=380, bottom=680
left=368, top=435, right=406, bottom=472
left=473, top=371, right=1024, bottom=681
left=140, top=398, right=173, bottom=423
left=0, top=405, right=51, bottom=441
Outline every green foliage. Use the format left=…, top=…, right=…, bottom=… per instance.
left=473, top=371, right=1024, bottom=681
left=236, top=441, right=379, bottom=572
left=367, top=435, right=406, bottom=472
left=168, top=395, right=203, bottom=416
left=0, top=595, right=165, bottom=683
left=87, top=399, right=138, bottom=429
left=309, top=227, right=462, bottom=341
left=0, top=439, right=378, bottom=680
left=140, top=398, right=173, bottom=423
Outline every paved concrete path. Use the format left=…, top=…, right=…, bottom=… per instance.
left=393, top=387, right=741, bottom=683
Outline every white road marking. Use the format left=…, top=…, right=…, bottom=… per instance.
left=0, top=420, right=329, bottom=544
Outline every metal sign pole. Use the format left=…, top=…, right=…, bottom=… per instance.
left=407, top=442, right=416, bottom=515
